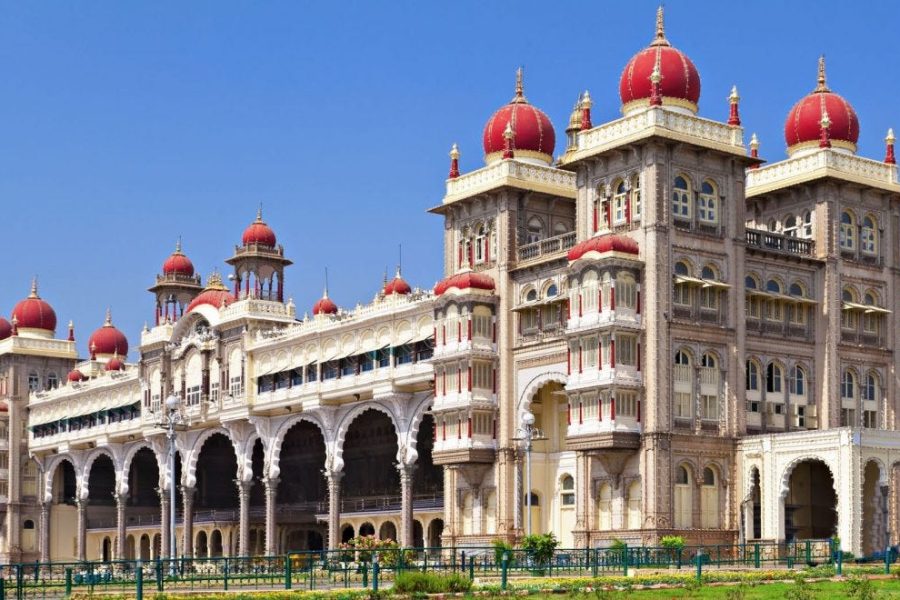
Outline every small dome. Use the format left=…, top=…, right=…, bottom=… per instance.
left=784, top=57, right=859, bottom=156
left=312, top=290, right=338, bottom=316
left=434, top=272, right=495, bottom=296
left=105, top=355, right=125, bottom=372
left=186, top=273, right=235, bottom=312
left=87, top=309, right=129, bottom=357
left=0, top=318, right=11, bottom=341
left=567, top=234, right=639, bottom=262
left=619, top=7, right=701, bottom=116
left=384, top=269, right=411, bottom=296
left=242, top=208, right=277, bottom=247
left=163, top=239, right=195, bottom=276
left=482, top=69, right=556, bottom=165
left=67, top=369, right=85, bottom=382
left=11, top=279, right=57, bottom=334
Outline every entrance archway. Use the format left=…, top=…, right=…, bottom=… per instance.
left=128, top=448, right=161, bottom=534
left=784, top=459, right=837, bottom=541
left=427, top=519, right=443, bottom=548
left=276, top=420, right=327, bottom=550
left=195, top=434, right=239, bottom=510
left=343, top=410, right=399, bottom=503
left=862, top=460, right=887, bottom=556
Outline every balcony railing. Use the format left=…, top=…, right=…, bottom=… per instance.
left=745, top=230, right=814, bottom=256
left=517, top=231, right=577, bottom=262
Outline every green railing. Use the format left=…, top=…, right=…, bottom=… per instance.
left=0, top=540, right=839, bottom=599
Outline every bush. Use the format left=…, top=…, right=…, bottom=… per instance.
left=659, top=535, right=685, bottom=551
left=521, top=533, right=558, bottom=567
left=844, top=574, right=878, bottom=600
left=393, top=572, right=473, bottom=594
left=492, top=538, right=514, bottom=565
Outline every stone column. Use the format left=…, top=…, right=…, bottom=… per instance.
left=159, top=491, right=171, bottom=558
left=263, top=477, right=280, bottom=556
left=399, top=464, right=416, bottom=547
left=39, top=502, right=50, bottom=563
left=115, top=493, right=127, bottom=560
left=75, top=498, right=87, bottom=561
left=236, top=479, right=252, bottom=556
left=326, top=471, right=343, bottom=549
left=573, top=451, right=590, bottom=548
left=181, top=486, right=195, bottom=558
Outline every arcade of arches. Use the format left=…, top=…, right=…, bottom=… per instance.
left=41, top=410, right=444, bottom=561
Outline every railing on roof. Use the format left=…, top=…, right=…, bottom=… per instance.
left=745, top=229, right=814, bottom=257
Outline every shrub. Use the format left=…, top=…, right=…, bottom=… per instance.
left=393, top=572, right=472, bottom=594
left=659, top=535, right=685, bottom=551
left=521, top=533, right=559, bottom=567
left=492, top=538, right=514, bottom=565
left=844, top=574, right=878, bottom=600
left=784, top=574, right=816, bottom=600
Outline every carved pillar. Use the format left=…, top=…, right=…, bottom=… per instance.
left=399, top=464, right=416, bottom=547
left=39, top=502, right=50, bottom=563
left=573, top=451, right=590, bottom=548
left=263, top=477, right=280, bottom=555
left=159, top=490, right=171, bottom=558
left=115, top=493, right=127, bottom=560
left=326, top=471, right=343, bottom=549
left=75, top=498, right=87, bottom=561
left=181, top=486, right=195, bottom=558
left=236, top=479, right=252, bottom=556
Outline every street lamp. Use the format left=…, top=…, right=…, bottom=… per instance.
left=514, top=411, right=545, bottom=537
left=162, top=394, right=183, bottom=570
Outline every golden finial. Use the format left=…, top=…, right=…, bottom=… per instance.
left=449, top=143, right=460, bottom=160
left=815, top=55, right=829, bottom=92
left=105, top=307, right=112, bottom=326
left=256, top=203, right=263, bottom=221
left=887, top=128, right=895, bottom=144
left=650, top=5, right=669, bottom=46
left=581, top=90, right=592, bottom=109
left=206, top=270, right=226, bottom=289
left=29, top=277, right=38, bottom=298
left=729, top=85, right=739, bottom=103
left=175, top=236, right=182, bottom=254
left=750, top=133, right=759, bottom=150
left=511, top=67, right=527, bottom=103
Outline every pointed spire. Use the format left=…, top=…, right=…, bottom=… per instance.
left=323, top=267, right=330, bottom=299
left=448, top=143, right=460, bottom=179
left=819, top=108, right=832, bottom=148
left=256, top=202, right=263, bottom=221
left=67, top=320, right=75, bottom=342
left=885, top=128, right=896, bottom=164
left=511, top=67, right=527, bottom=103
left=815, top=55, right=830, bottom=93
left=650, top=5, right=670, bottom=47
left=749, top=133, right=760, bottom=169
left=104, top=307, right=112, bottom=327
left=580, top=90, right=593, bottom=130
left=29, top=277, right=39, bottom=298
left=175, top=236, right=183, bottom=254
left=502, top=122, right=515, bottom=159
left=728, top=85, right=741, bottom=126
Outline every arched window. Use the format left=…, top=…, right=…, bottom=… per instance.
left=863, top=371, right=879, bottom=402
left=766, top=363, right=783, bottom=394
left=789, top=365, right=806, bottom=396
left=553, top=222, right=568, bottom=236
left=546, top=284, right=558, bottom=298
left=27, top=372, right=39, bottom=393
left=863, top=291, right=882, bottom=333
left=560, top=475, right=575, bottom=506
left=631, top=174, right=642, bottom=220
left=674, top=466, right=693, bottom=528
left=783, top=215, right=798, bottom=237
left=475, top=224, right=486, bottom=263
left=863, top=371, right=879, bottom=428
left=802, top=210, right=813, bottom=238
left=842, top=287, right=860, bottom=330
left=626, top=480, right=642, bottom=529
left=746, top=360, right=759, bottom=391
left=613, top=180, right=627, bottom=224
left=861, top=215, right=878, bottom=255
left=674, top=261, right=690, bottom=276
left=701, top=265, right=717, bottom=280
left=674, top=351, right=692, bottom=418
left=672, top=176, right=692, bottom=220
left=840, top=211, right=856, bottom=251
left=701, top=467, right=720, bottom=528
left=617, top=273, right=637, bottom=309
left=767, top=218, right=778, bottom=232
left=675, top=350, right=691, bottom=367
left=788, top=283, right=808, bottom=325
left=527, top=217, right=544, bottom=244
left=673, top=261, right=691, bottom=306
left=700, top=265, right=720, bottom=310
left=525, top=289, right=537, bottom=302
left=745, top=275, right=758, bottom=289
left=698, top=180, right=718, bottom=224
left=597, top=483, right=612, bottom=530
left=841, top=369, right=857, bottom=400
left=46, top=373, right=59, bottom=390
left=765, top=279, right=783, bottom=321
left=701, top=353, right=716, bottom=369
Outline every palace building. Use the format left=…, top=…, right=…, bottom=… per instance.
left=1, top=7, right=899, bottom=563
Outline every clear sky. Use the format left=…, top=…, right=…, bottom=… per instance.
left=1, top=1, right=898, bottom=359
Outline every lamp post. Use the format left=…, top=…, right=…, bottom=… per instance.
left=515, top=411, right=544, bottom=537
left=163, top=394, right=183, bottom=570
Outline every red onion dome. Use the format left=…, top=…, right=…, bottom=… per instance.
left=0, top=318, right=11, bottom=341
left=434, top=271, right=495, bottom=296
left=105, top=354, right=125, bottom=372
left=11, top=279, right=57, bottom=334
left=163, top=239, right=195, bottom=276
left=568, top=234, right=639, bottom=262
left=186, top=273, right=236, bottom=312
left=242, top=208, right=277, bottom=247
left=619, top=7, right=700, bottom=116
left=312, top=289, right=338, bottom=316
left=87, top=309, right=129, bottom=357
left=784, top=57, right=859, bottom=156
left=482, top=69, right=556, bottom=165
left=384, top=269, right=412, bottom=296
left=67, top=369, right=85, bottom=382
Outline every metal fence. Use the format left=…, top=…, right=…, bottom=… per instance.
left=0, top=540, right=839, bottom=599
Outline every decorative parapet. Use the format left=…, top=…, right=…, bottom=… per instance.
left=516, top=231, right=577, bottom=264
left=0, top=336, right=77, bottom=359
left=561, top=106, right=745, bottom=165
left=442, top=159, right=576, bottom=206
left=746, top=149, right=900, bottom=196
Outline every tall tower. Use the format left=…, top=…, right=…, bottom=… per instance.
left=226, top=209, right=293, bottom=302
left=147, top=240, right=203, bottom=325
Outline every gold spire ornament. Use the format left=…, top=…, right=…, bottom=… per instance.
left=512, top=67, right=527, bottom=103
left=650, top=5, right=669, bottom=46
left=815, top=55, right=830, bottom=92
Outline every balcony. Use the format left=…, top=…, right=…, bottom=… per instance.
left=566, top=365, right=642, bottom=393
left=517, top=231, right=577, bottom=263
left=745, top=230, right=814, bottom=257
left=432, top=436, right=496, bottom=465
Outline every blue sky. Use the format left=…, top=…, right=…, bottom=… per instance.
left=1, top=1, right=898, bottom=358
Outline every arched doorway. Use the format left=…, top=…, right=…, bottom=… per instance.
left=125, top=535, right=136, bottom=560
left=128, top=448, right=161, bottom=543
left=413, top=414, right=444, bottom=498
left=862, top=460, right=887, bottom=557
left=101, top=537, right=112, bottom=562
left=412, top=520, right=424, bottom=548
left=196, top=531, right=208, bottom=558
left=86, top=454, right=117, bottom=559
left=210, top=529, right=223, bottom=557
left=359, top=522, right=375, bottom=537
left=427, top=519, right=444, bottom=549
left=139, top=534, right=151, bottom=560
left=342, top=409, right=399, bottom=506
left=277, top=421, right=327, bottom=552
left=196, top=434, right=239, bottom=510
left=523, top=381, right=566, bottom=537
left=378, top=521, right=397, bottom=542
left=784, top=459, right=837, bottom=541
